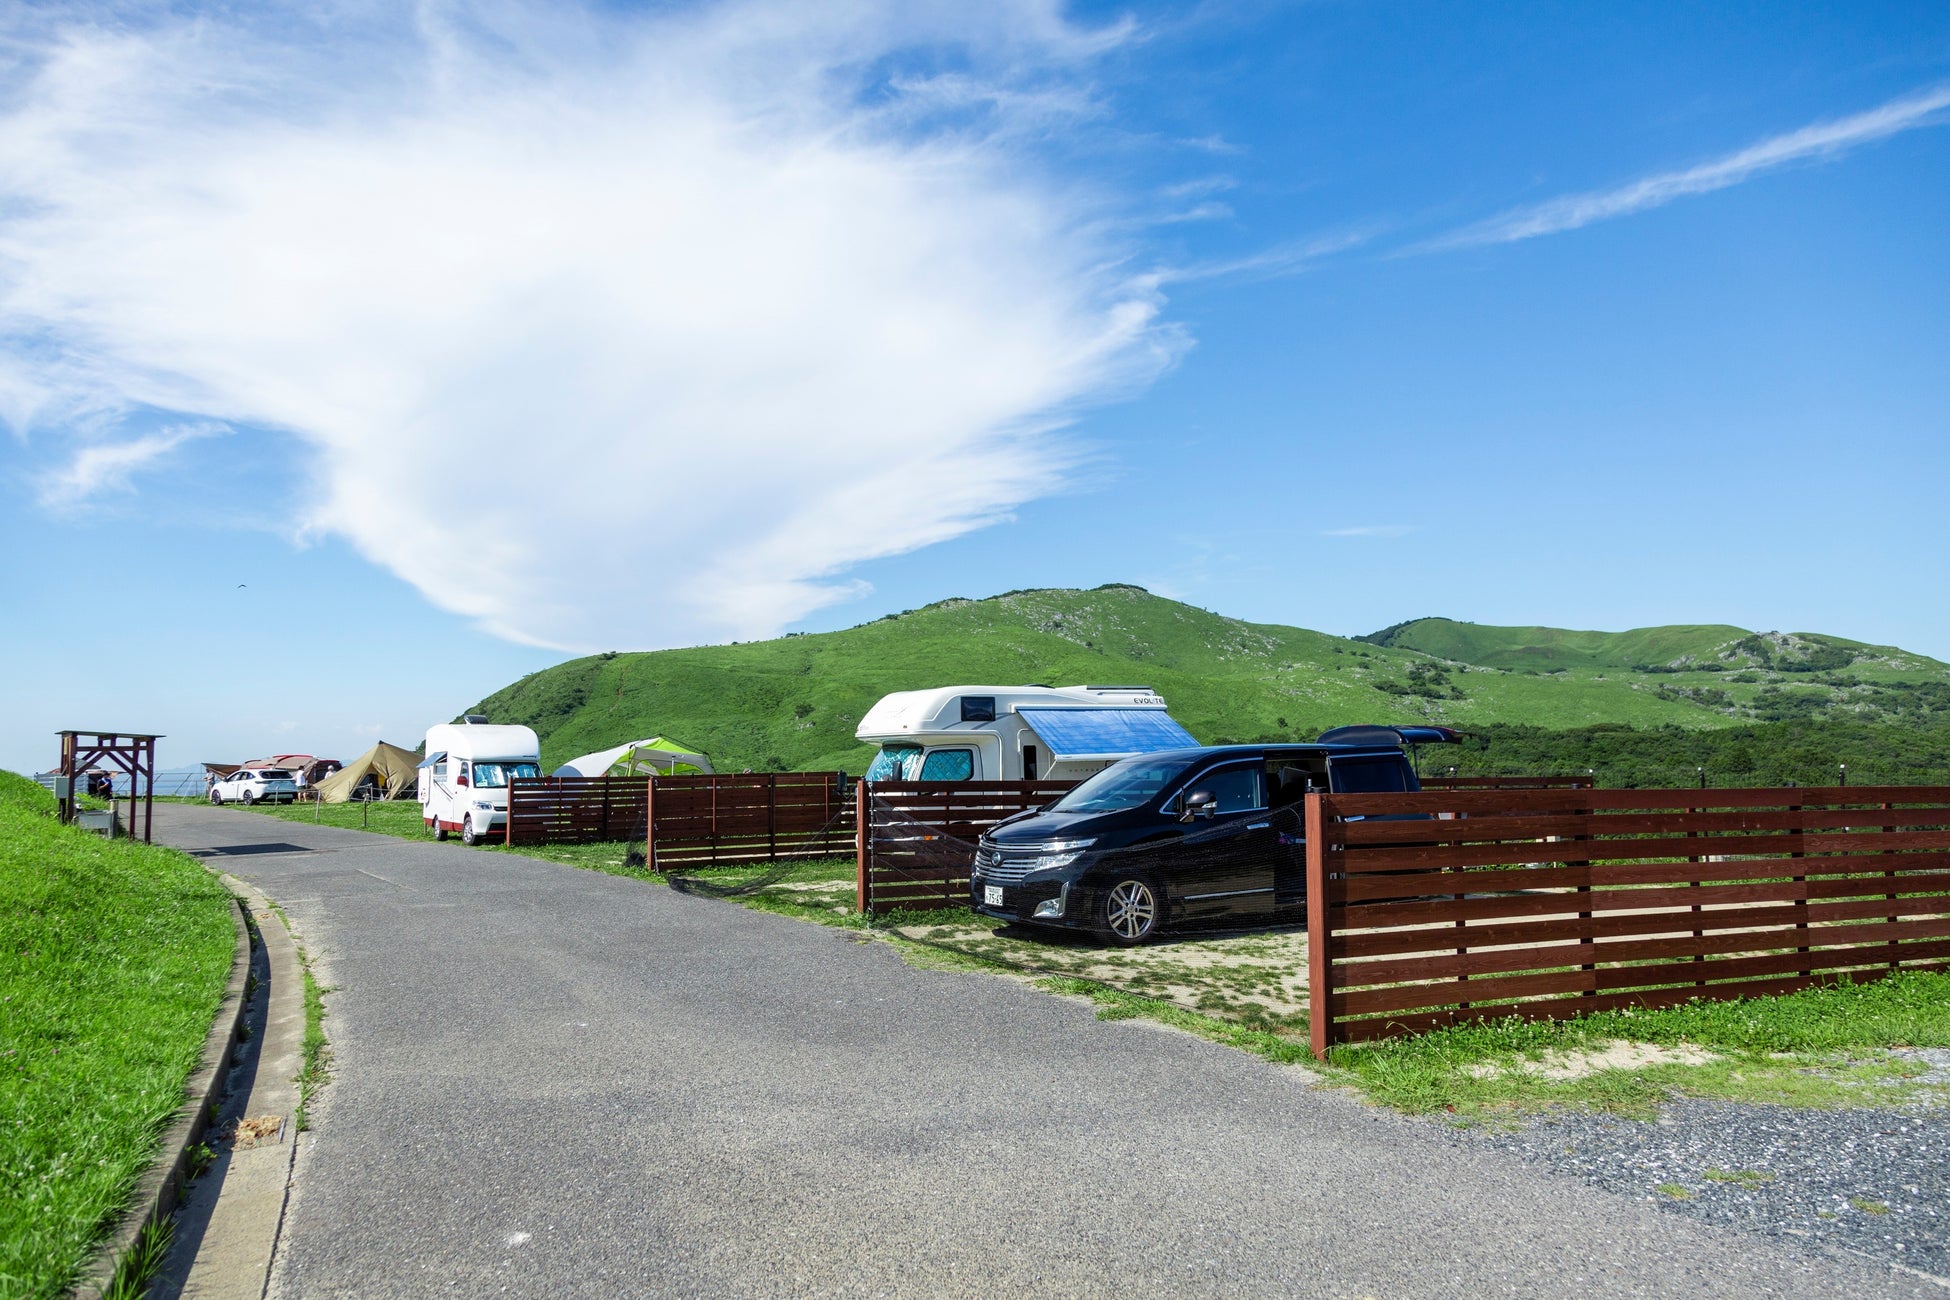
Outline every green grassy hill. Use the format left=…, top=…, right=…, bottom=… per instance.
left=469, top=586, right=1950, bottom=777
left=1361, top=617, right=1920, bottom=676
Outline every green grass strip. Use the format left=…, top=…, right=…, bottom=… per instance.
left=0, top=770, right=235, bottom=1297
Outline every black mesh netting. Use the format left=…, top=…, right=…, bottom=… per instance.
left=659, top=797, right=858, bottom=899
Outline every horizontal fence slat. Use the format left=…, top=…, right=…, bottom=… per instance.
left=1327, top=785, right=1950, bottom=819
left=1337, top=829, right=1950, bottom=873
left=1331, top=871, right=1950, bottom=931
left=1337, top=854, right=1950, bottom=900
left=1332, top=941, right=1950, bottom=1021
left=1329, top=894, right=1950, bottom=960
left=1339, top=916, right=1950, bottom=987
left=1337, top=806, right=1947, bottom=846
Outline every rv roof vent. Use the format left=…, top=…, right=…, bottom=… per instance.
left=462, top=713, right=489, bottom=724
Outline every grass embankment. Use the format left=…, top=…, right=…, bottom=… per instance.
left=228, top=803, right=1950, bottom=1120
left=0, top=770, right=235, bottom=1297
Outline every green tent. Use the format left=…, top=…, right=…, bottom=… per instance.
left=553, top=737, right=713, bottom=778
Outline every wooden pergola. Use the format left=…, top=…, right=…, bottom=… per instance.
left=57, top=730, right=162, bottom=844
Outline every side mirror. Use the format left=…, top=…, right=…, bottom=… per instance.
left=1181, top=790, right=1217, bottom=823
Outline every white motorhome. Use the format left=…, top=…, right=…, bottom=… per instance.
left=420, top=720, right=542, bottom=845
left=855, top=685, right=1198, bottom=783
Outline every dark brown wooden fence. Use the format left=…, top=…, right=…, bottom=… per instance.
left=506, top=776, right=650, bottom=845
left=1305, top=785, right=1950, bottom=1056
left=857, top=780, right=1077, bottom=914
left=648, top=772, right=853, bottom=868
left=1420, top=775, right=1595, bottom=790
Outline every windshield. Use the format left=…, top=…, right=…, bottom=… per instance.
left=865, top=745, right=923, bottom=782
left=468, top=761, right=540, bottom=788
left=1049, top=754, right=1203, bottom=814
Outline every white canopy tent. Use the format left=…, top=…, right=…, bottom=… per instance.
left=552, top=737, right=713, bottom=778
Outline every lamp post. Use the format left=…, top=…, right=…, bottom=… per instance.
left=1697, top=765, right=1705, bottom=790
left=1839, top=762, right=1847, bottom=788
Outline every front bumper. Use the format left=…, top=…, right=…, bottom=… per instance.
left=970, top=873, right=1089, bottom=930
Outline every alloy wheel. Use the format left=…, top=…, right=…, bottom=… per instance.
left=1105, top=879, right=1158, bottom=943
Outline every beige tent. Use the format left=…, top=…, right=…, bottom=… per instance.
left=314, top=741, right=421, bottom=803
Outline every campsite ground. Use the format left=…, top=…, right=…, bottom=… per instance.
left=144, top=801, right=1932, bottom=1297
left=223, top=801, right=1950, bottom=1122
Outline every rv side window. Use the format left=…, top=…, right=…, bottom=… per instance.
left=865, top=745, right=923, bottom=782
left=960, top=696, right=997, bottom=723
left=919, top=749, right=974, bottom=781
left=1330, top=757, right=1410, bottom=794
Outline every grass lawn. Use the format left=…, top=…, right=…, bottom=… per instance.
left=226, top=801, right=1950, bottom=1121
left=1319, top=972, right=1950, bottom=1119
left=0, top=770, right=235, bottom=1297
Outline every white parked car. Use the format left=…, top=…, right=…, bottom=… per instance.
left=210, top=768, right=300, bottom=805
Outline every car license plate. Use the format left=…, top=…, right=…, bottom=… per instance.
left=983, top=885, right=1004, bottom=907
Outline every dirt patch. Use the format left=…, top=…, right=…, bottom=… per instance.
left=891, top=919, right=1312, bottom=1033
left=1468, top=1040, right=1717, bottom=1081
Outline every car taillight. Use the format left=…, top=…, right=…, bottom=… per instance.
left=456, top=769, right=469, bottom=786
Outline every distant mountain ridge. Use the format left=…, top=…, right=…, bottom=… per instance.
left=1358, top=618, right=1917, bottom=676
left=468, top=587, right=1950, bottom=774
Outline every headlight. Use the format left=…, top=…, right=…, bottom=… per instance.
left=473, top=800, right=494, bottom=810
left=1032, top=838, right=1096, bottom=872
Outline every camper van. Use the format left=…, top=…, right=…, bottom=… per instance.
left=420, top=721, right=542, bottom=845
left=855, top=685, right=1198, bottom=783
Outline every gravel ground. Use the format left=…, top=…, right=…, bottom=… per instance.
left=1450, top=1053, right=1950, bottom=1285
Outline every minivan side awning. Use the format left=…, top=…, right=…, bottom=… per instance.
left=1017, top=708, right=1198, bottom=760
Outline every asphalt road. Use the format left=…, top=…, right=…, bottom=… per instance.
left=153, top=804, right=1928, bottom=1298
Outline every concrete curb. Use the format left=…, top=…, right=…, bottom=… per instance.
left=73, top=893, right=252, bottom=1299
left=164, top=877, right=308, bottom=1300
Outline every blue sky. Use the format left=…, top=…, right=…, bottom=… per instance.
left=2, top=1, right=1946, bottom=776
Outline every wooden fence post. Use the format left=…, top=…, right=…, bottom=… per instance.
left=645, top=774, right=657, bottom=873
left=767, top=773, right=778, bottom=863
left=855, top=780, right=870, bottom=916
left=1573, top=794, right=1595, bottom=999
left=1306, top=792, right=1332, bottom=1059
left=1884, top=801, right=1899, bottom=968
left=1791, top=796, right=1809, bottom=976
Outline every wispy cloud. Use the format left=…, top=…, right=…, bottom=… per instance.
left=1320, top=525, right=1412, bottom=539
left=36, top=422, right=223, bottom=508
left=0, top=1, right=1180, bottom=650
left=1179, top=134, right=1242, bottom=155
left=1150, top=227, right=1382, bottom=287
left=1427, top=83, right=1950, bottom=250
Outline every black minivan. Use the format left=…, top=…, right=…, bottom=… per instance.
left=969, top=726, right=1455, bottom=944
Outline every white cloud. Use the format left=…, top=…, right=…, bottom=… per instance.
left=35, top=422, right=224, bottom=508
left=1428, top=82, right=1950, bottom=250
left=0, top=1, right=1179, bottom=649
